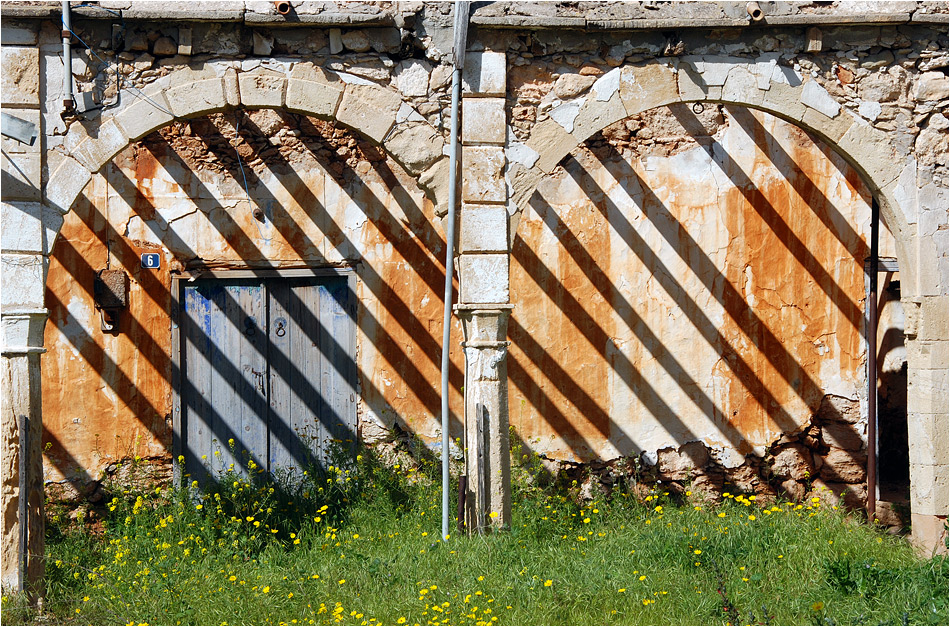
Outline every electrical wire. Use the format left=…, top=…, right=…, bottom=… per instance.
left=61, top=19, right=177, bottom=119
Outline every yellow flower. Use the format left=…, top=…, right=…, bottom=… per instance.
left=718, top=512, right=726, bottom=518
left=489, top=511, right=499, bottom=519
left=544, top=580, right=552, bottom=587
left=262, top=586, right=270, bottom=594
left=748, top=515, right=756, bottom=521
left=694, top=549, right=702, bottom=555
left=812, top=602, right=824, bottom=611
left=397, top=618, right=406, bottom=624
left=338, top=579, right=345, bottom=584
left=618, top=588, right=626, bottom=593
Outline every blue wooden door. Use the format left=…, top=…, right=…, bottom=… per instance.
left=180, top=275, right=355, bottom=484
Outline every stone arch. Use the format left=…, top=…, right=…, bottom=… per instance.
left=44, top=60, right=450, bottom=243
left=513, top=57, right=917, bottom=295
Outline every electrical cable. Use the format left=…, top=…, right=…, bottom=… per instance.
left=61, top=19, right=176, bottom=119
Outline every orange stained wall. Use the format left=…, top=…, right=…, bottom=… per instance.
left=509, top=106, right=875, bottom=464
left=42, top=113, right=464, bottom=483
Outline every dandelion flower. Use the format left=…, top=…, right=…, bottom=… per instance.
left=489, top=512, right=499, bottom=519
left=544, top=580, right=552, bottom=587
left=262, top=586, right=270, bottom=594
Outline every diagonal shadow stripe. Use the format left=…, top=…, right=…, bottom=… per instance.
left=667, top=104, right=865, bottom=328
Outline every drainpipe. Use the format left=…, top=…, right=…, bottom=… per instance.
left=62, top=0, right=73, bottom=110
left=441, top=0, right=470, bottom=541
left=867, top=198, right=879, bottom=521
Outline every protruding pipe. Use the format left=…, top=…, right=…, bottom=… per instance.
left=747, top=1, right=764, bottom=21
left=62, top=0, right=73, bottom=110
left=274, top=1, right=291, bottom=15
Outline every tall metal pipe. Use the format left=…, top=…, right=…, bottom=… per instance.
left=441, top=0, right=469, bottom=541
left=62, top=0, right=73, bottom=109
left=867, top=198, right=879, bottom=521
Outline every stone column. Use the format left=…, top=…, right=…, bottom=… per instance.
left=1, top=310, right=48, bottom=596
left=456, top=50, right=513, bottom=532
left=903, top=296, right=949, bottom=555
left=455, top=307, right=513, bottom=532
left=2, top=25, right=51, bottom=593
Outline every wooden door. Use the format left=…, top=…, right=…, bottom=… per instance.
left=178, top=273, right=356, bottom=485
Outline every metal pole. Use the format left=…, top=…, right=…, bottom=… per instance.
left=441, top=1, right=469, bottom=541
left=867, top=198, right=879, bottom=521
left=62, top=0, right=73, bottom=110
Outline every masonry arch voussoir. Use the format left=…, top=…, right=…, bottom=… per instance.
left=45, top=61, right=448, bottom=240
left=516, top=56, right=917, bottom=295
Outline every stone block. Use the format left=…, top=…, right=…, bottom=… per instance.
left=908, top=363, right=949, bottom=415
left=335, top=84, right=401, bottom=143
left=525, top=118, right=578, bottom=173
left=0, top=151, right=40, bottom=201
left=907, top=412, right=949, bottom=466
left=918, top=296, right=949, bottom=343
left=72, top=119, right=129, bottom=173
left=461, top=97, right=506, bottom=145
left=0, top=201, right=52, bottom=254
left=418, top=157, right=450, bottom=211
left=915, top=71, right=949, bottom=102
left=166, top=77, right=228, bottom=118
left=678, top=65, right=713, bottom=102
left=461, top=146, right=506, bottom=204
left=383, top=122, right=443, bottom=176
left=459, top=254, right=509, bottom=304
left=571, top=90, right=627, bottom=145
left=223, top=68, right=241, bottom=108
left=460, top=204, right=508, bottom=252
left=45, top=156, right=91, bottom=214
left=910, top=512, right=949, bottom=555
left=803, top=107, right=856, bottom=144
left=762, top=80, right=807, bottom=122
left=837, top=121, right=902, bottom=190
left=1, top=23, right=38, bottom=45
left=770, top=443, right=814, bottom=480
left=620, top=62, right=678, bottom=116
left=818, top=446, right=866, bottom=483
left=1, top=309, right=48, bottom=352
left=286, top=79, right=343, bottom=119
left=910, top=462, right=949, bottom=515
left=0, top=253, right=45, bottom=309
left=0, top=108, right=39, bottom=153
left=238, top=71, right=287, bottom=108
left=463, top=51, right=506, bottom=96
left=1, top=46, right=39, bottom=106
left=721, top=65, right=761, bottom=106
left=800, top=79, right=841, bottom=118
left=820, top=421, right=865, bottom=452
left=115, top=89, right=176, bottom=141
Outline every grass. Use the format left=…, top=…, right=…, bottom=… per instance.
left=3, top=444, right=948, bottom=626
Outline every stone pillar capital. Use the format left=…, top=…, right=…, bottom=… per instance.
left=454, top=304, right=513, bottom=344
left=1, top=309, right=48, bottom=355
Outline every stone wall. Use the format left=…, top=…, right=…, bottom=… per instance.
left=1, top=1, right=947, bottom=570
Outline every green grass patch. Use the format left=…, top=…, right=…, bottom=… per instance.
left=3, top=449, right=947, bottom=626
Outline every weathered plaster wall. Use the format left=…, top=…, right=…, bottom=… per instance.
left=508, top=105, right=875, bottom=495
left=42, top=113, right=464, bottom=487
left=2, top=1, right=947, bottom=560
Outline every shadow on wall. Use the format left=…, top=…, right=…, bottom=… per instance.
left=508, top=104, right=877, bottom=501
left=42, top=110, right=464, bottom=493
